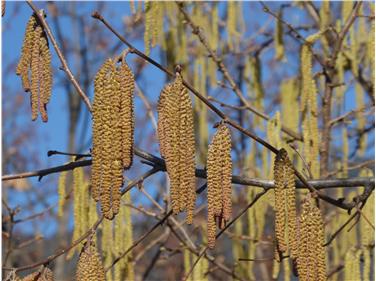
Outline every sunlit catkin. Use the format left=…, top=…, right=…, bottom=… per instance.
left=157, top=73, right=196, bottom=223
left=297, top=199, right=326, bottom=281
left=300, top=32, right=323, bottom=179
left=76, top=242, right=105, bottom=281
left=116, top=61, right=135, bottom=170
left=16, top=14, right=53, bottom=122
left=273, top=149, right=297, bottom=257
left=274, top=9, right=284, bottom=61
left=91, top=57, right=135, bottom=219
left=57, top=171, right=67, bottom=218
left=207, top=124, right=232, bottom=248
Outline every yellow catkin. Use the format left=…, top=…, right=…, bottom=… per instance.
left=210, top=4, right=218, bottom=51
left=232, top=217, right=248, bottom=279
left=250, top=56, right=265, bottom=128
left=39, top=34, right=53, bottom=122
left=226, top=2, right=236, bottom=50
left=92, top=58, right=134, bottom=219
left=16, top=14, right=53, bottom=122
left=113, top=198, right=134, bottom=281
left=76, top=242, right=106, bottom=281
left=193, top=58, right=209, bottom=165
left=79, top=179, right=90, bottom=234
left=207, top=124, right=232, bottom=248
left=30, top=25, right=42, bottom=121
left=300, top=33, right=322, bottom=179
left=344, top=247, right=362, bottom=281
left=157, top=74, right=196, bottom=223
left=144, top=2, right=163, bottom=55
left=183, top=247, right=192, bottom=281
left=297, top=199, right=326, bottom=281
left=319, top=1, right=330, bottom=54
left=273, top=149, right=297, bottom=258
left=144, top=1, right=151, bottom=55
left=363, top=246, right=371, bottom=281
left=281, top=79, right=299, bottom=133
left=67, top=166, right=86, bottom=260
left=92, top=59, right=112, bottom=202
left=117, top=61, right=134, bottom=169
left=16, top=15, right=36, bottom=91
left=57, top=171, right=67, bottom=218
left=274, top=9, right=284, bottom=61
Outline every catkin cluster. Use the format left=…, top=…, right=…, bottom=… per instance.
left=16, top=13, right=53, bottom=122
left=21, top=267, right=54, bottom=281
left=206, top=124, right=232, bottom=248
left=297, top=199, right=326, bottom=281
left=91, top=58, right=135, bottom=220
left=157, top=74, right=196, bottom=224
left=273, top=148, right=298, bottom=257
left=76, top=242, right=105, bottom=281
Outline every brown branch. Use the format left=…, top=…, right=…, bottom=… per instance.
left=4, top=148, right=374, bottom=193
left=26, top=1, right=93, bottom=112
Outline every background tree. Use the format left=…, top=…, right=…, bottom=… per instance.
left=2, top=1, right=374, bottom=281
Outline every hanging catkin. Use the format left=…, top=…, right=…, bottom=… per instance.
left=57, top=171, right=67, bottom=218
left=76, top=242, right=106, bottom=281
left=157, top=73, right=196, bottom=223
left=273, top=148, right=298, bottom=258
left=297, top=199, right=326, bottom=281
left=91, top=57, right=135, bottom=220
left=274, top=9, right=284, bottom=61
left=16, top=13, right=53, bottom=122
left=207, top=124, right=232, bottom=248
left=300, top=32, right=323, bottom=179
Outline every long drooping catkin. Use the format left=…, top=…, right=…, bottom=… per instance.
left=207, top=124, right=232, bottom=248
left=76, top=242, right=105, bottom=281
left=57, top=171, right=67, bottom=218
left=117, top=61, right=135, bottom=169
left=157, top=73, right=196, bottom=223
left=16, top=14, right=53, bottom=122
left=274, top=149, right=298, bottom=257
left=91, top=58, right=135, bottom=219
left=297, top=199, right=326, bottom=281
left=300, top=32, right=323, bottom=179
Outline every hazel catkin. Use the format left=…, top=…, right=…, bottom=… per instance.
left=296, top=199, right=326, bottom=281
left=157, top=73, right=196, bottom=224
left=76, top=242, right=105, bottom=281
left=206, top=123, right=232, bottom=248
left=273, top=148, right=298, bottom=257
left=16, top=13, right=53, bottom=122
left=91, top=57, right=135, bottom=220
